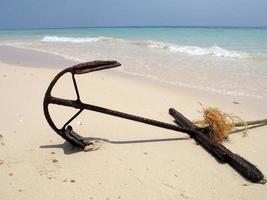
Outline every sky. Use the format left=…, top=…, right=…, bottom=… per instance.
left=0, top=0, right=266, bottom=30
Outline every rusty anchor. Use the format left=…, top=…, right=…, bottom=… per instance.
left=43, top=60, right=264, bottom=183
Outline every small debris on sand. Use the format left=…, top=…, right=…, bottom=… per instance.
left=233, top=101, right=239, bottom=104
left=0, top=160, right=4, bottom=165
left=51, top=152, right=56, bottom=154
left=84, top=141, right=102, bottom=152
left=143, top=152, right=148, bottom=155
left=1, top=142, right=5, bottom=146
left=3, top=75, right=7, bottom=77
left=52, top=159, right=58, bottom=163
left=77, top=121, right=83, bottom=125
left=84, top=145, right=93, bottom=152
left=242, top=183, right=248, bottom=186
left=9, top=173, right=13, bottom=176
left=62, top=178, right=68, bottom=182
left=70, top=179, right=76, bottom=183
left=0, top=134, right=3, bottom=139
left=18, top=189, right=22, bottom=192
left=180, top=193, right=189, bottom=199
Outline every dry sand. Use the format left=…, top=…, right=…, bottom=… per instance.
left=0, top=52, right=267, bottom=199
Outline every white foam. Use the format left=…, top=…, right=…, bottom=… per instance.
left=41, top=36, right=115, bottom=43
left=146, top=40, right=248, bottom=58
left=40, top=36, right=248, bottom=58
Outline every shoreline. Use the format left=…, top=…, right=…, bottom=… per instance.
left=0, top=45, right=77, bottom=68
left=0, top=46, right=267, bottom=199
left=1, top=45, right=266, bottom=105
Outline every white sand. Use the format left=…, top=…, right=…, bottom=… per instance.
left=0, top=51, right=266, bottom=199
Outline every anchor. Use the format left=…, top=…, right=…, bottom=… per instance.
left=43, top=60, right=264, bottom=183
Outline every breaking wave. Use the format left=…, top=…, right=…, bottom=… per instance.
left=41, top=36, right=119, bottom=43
left=145, top=41, right=248, bottom=58
left=41, top=36, right=248, bottom=58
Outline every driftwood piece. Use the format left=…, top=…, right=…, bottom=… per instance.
left=169, top=108, right=264, bottom=183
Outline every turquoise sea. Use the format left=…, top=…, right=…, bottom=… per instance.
left=0, top=27, right=267, bottom=100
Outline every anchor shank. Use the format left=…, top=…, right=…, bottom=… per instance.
left=49, top=96, right=195, bottom=136
left=82, top=103, right=194, bottom=134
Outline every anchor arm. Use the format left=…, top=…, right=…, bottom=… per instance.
left=43, top=60, right=121, bottom=146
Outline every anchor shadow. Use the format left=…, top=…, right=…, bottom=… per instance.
left=40, top=136, right=190, bottom=155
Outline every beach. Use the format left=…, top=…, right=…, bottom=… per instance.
left=0, top=44, right=267, bottom=199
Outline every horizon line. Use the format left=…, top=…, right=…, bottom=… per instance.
left=1, top=25, right=267, bottom=31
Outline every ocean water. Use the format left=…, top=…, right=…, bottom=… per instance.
left=0, top=27, right=267, bottom=100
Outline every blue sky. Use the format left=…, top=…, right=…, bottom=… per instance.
left=0, top=0, right=266, bottom=29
